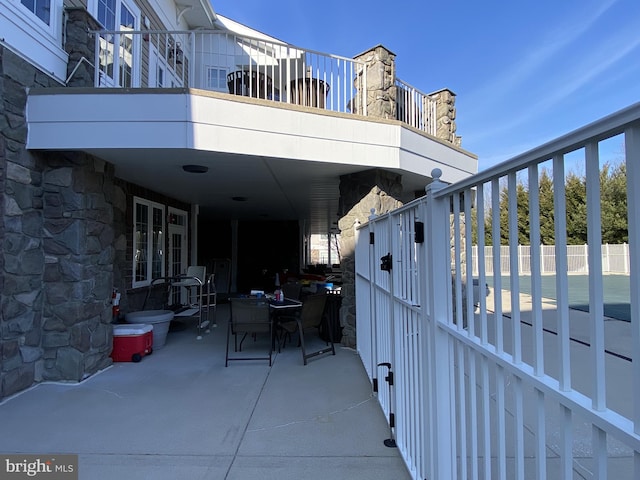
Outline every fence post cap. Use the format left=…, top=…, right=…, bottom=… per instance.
left=426, top=168, right=446, bottom=195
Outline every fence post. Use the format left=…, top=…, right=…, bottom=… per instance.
left=425, top=169, right=454, bottom=478
left=625, top=242, right=629, bottom=275
left=584, top=244, right=589, bottom=274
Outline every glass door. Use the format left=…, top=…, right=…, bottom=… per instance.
left=168, top=208, right=188, bottom=306
left=96, top=0, right=139, bottom=87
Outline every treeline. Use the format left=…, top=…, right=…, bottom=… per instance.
left=473, top=162, right=627, bottom=246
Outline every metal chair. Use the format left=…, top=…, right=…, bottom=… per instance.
left=227, top=70, right=247, bottom=96
left=226, top=297, right=273, bottom=366
left=201, top=273, right=217, bottom=329
left=171, top=266, right=206, bottom=338
left=277, top=293, right=335, bottom=365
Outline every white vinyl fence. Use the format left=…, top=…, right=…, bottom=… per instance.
left=356, top=102, right=640, bottom=479
left=471, top=243, right=631, bottom=276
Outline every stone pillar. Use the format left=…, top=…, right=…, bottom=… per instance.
left=1, top=43, right=115, bottom=399
left=1, top=45, right=60, bottom=400
left=41, top=154, right=115, bottom=382
left=64, top=8, right=101, bottom=87
left=428, top=88, right=462, bottom=146
left=338, top=169, right=403, bottom=348
left=353, top=45, right=397, bottom=120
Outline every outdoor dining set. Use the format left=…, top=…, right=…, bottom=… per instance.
left=224, top=287, right=338, bottom=367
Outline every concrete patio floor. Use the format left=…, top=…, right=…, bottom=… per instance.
left=0, top=303, right=411, bottom=480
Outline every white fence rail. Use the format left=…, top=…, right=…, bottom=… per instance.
left=91, top=29, right=366, bottom=116
left=356, top=101, right=640, bottom=479
left=471, top=243, right=631, bottom=275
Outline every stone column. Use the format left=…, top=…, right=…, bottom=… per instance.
left=427, top=88, right=462, bottom=146
left=64, top=8, right=101, bottom=87
left=41, top=153, right=115, bottom=382
left=353, top=45, right=397, bottom=120
left=1, top=41, right=115, bottom=399
left=1, top=45, right=60, bottom=399
left=338, top=169, right=403, bottom=348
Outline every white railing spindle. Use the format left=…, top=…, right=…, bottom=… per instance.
left=355, top=103, right=640, bottom=479
left=585, top=141, right=606, bottom=412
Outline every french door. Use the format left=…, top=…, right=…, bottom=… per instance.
left=95, top=0, right=140, bottom=87
left=168, top=208, right=188, bottom=306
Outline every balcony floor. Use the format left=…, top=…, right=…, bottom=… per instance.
left=0, top=303, right=411, bottom=479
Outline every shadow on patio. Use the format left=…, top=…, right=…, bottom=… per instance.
left=0, top=303, right=410, bottom=480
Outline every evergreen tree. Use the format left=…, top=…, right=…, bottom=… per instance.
left=565, top=171, right=587, bottom=244
left=600, top=161, right=627, bottom=243
left=538, top=169, right=555, bottom=244
left=471, top=161, right=628, bottom=247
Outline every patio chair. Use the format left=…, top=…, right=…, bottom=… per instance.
left=282, top=282, right=302, bottom=300
left=227, top=70, right=247, bottom=96
left=172, top=266, right=206, bottom=307
left=226, top=297, right=273, bottom=366
left=277, top=293, right=335, bottom=365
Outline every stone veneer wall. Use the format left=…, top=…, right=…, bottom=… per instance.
left=0, top=44, right=115, bottom=400
left=338, top=170, right=403, bottom=348
left=64, top=8, right=101, bottom=87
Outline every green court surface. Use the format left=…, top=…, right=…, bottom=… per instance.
left=486, top=274, right=631, bottom=322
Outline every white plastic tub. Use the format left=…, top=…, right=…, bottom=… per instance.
left=125, top=310, right=174, bottom=348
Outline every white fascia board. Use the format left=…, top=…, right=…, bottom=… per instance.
left=188, top=94, right=400, bottom=167
left=398, top=127, right=478, bottom=183
left=26, top=92, right=194, bottom=149
left=144, top=0, right=215, bottom=29
left=26, top=91, right=476, bottom=181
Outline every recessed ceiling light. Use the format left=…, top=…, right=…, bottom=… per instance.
left=231, top=196, right=248, bottom=202
left=182, top=164, right=208, bottom=173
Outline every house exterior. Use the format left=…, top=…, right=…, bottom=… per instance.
left=0, top=0, right=477, bottom=400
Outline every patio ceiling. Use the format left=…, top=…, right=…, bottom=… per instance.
left=87, top=146, right=364, bottom=233
left=87, top=146, right=446, bottom=235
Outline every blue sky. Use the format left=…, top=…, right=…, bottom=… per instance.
left=214, top=0, right=640, bottom=171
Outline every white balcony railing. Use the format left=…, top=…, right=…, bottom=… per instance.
left=91, top=29, right=366, bottom=116
left=395, top=78, right=438, bottom=136
left=356, top=102, right=640, bottom=479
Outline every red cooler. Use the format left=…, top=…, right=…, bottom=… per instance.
left=112, top=324, right=153, bottom=362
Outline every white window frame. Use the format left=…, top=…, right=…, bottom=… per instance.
left=88, top=0, right=141, bottom=87
left=0, top=0, right=67, bottom=81
left=19, top=0, right=52, bottom=28
left=132, top=197, right=166, bottom=288
left=148, top=44, right=183, bottom=88
left=205, top=66, right=228, bottom=91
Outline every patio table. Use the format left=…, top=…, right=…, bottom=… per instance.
left=268, top=297, right=302, bottom=350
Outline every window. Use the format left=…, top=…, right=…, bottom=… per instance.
left=92, top=0, right=140, bottom=87
left=133, top=197, right=165, bottom=287
left=5, top=0, right=65, bottom=80
left=206, top=67, right=227, bottom=91
left=148, top=44, right=183, bottom=88
left=21, top=0, right=51, bottom=25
